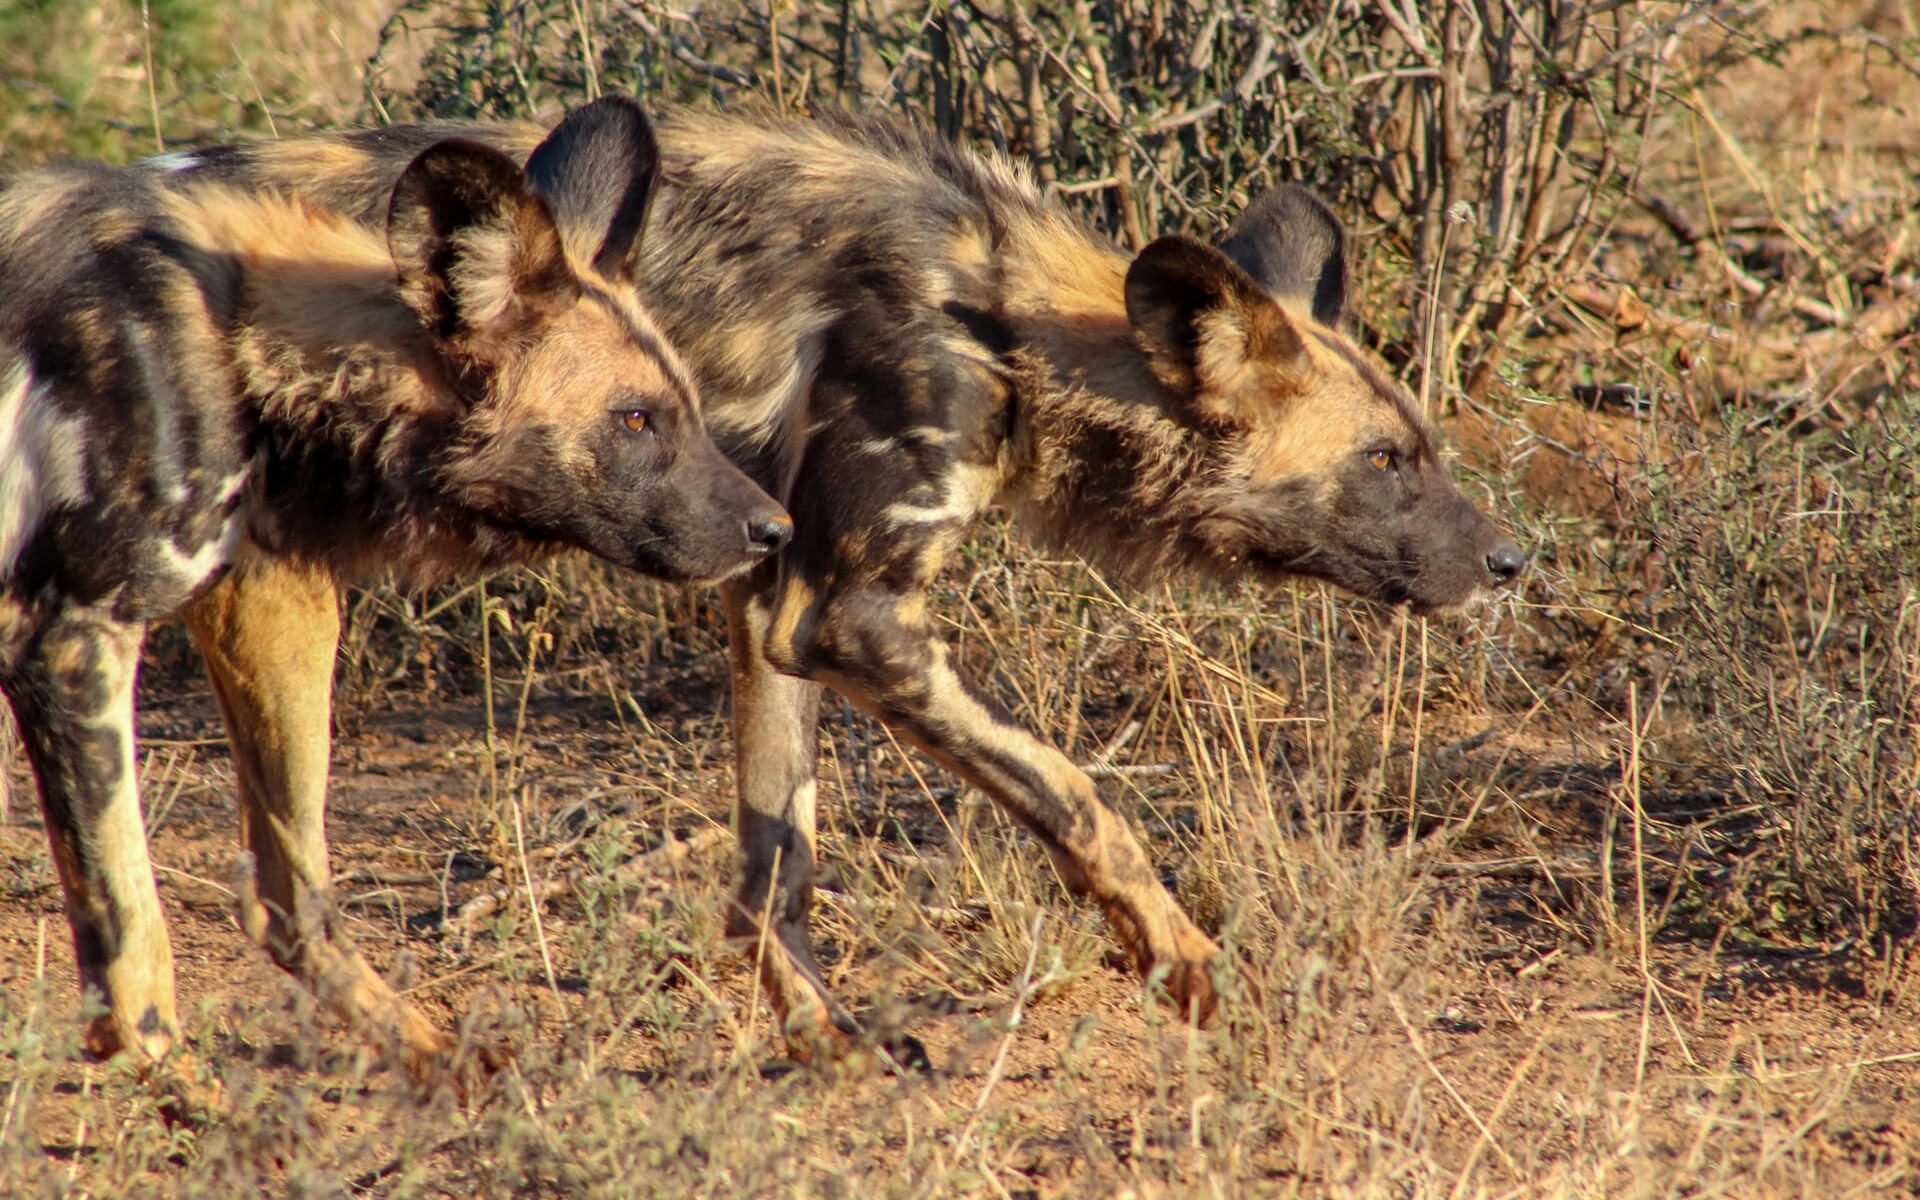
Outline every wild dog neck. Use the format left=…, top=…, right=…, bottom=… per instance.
left=998, top=237, right=1218, bottom=583
left=158, top=185, right=538, bottom=577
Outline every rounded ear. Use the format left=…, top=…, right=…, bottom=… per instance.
left=1216, top=184, right=1349, bottom=326
left=387, top=137, right=574, bottom=345
left=523, top=95, right=661, bottom=284
left=1125, top=235, right=1302, bottom=403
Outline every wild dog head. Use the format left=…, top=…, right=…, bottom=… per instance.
left=389, top=96, right=791, bottom=582
left=1124, top=185, right=1521, bottom=610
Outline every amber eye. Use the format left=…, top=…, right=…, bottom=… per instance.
left=620, top=409, right=649, bottom=434
left=1366, top=448, right=1394, bottom=472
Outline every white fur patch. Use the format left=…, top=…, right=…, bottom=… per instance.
left=884, top=496, right=966, bottom=526
left=882, top=460, right=1001, bottom=528
left=907, top=425, right=962, bottom=447
left=789, top=780, right=819, bottom=854
left=709, top=327, right=827, bottom=455
left=0, top=358, right=91, bottom=578
left=139, top=150, right=203, bottom=174
left=212, top=467, right=251, bottom=506
left=150, top=517, right=242, bottom=598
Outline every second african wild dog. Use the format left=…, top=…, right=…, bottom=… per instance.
left=0, top=97, right=790, bottom=1076
left=160, top=106, right=1523, bottom=1060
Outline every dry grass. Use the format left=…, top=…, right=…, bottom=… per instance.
left=4, top=2, right=1920, bottom=1197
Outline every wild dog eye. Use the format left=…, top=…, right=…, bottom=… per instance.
left=1366, top=448, right=1395, bottom=472
left=618, top=409, right=650, bottom=434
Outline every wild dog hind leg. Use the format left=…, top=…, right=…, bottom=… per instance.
left=183, top=552, right=451, bottom=1072
left=1, top=607, right=178, bottom=1062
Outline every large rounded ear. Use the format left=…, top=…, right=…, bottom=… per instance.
left=523, top=95, right=660, bottom=285
left=387, top=137, right=575, bottom=348
left=1125, top=235, right=1304, bottom=412
left=1216, top=184, right=1349, bottom=326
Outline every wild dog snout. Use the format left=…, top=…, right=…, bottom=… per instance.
left=1485, top=541, right=1525, bottom=586
left=745, top=511, right=794, bottom=558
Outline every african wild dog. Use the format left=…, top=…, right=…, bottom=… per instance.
left=158, top=107, right=1522, bottom=1059
left=0, top=97, right=790, bottom=1076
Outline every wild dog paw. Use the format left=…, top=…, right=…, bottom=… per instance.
left=778, top=1002, right=854, bottom=1065
left=1159, top=958, right=1220, bottom=1028
left=137, top=1048, right=227, bottom=1130
left=781, top=1010, right=933, bottom=1076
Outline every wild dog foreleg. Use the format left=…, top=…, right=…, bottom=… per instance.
left=183, top=554, right=450, bottom=1071
left=719, top=579, right=848, bottom=1055
left=2, top=609, right=178, bottom=1062
left=792, top=588, right=1223, bottom=1024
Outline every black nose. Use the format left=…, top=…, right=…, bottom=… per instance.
left=745, top=513, right=793, bottom=556
left=1486, top=543, right=1525, bottom=585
